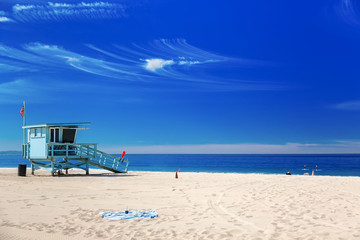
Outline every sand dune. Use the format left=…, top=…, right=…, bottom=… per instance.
left=0, top=169, right=359, bottom=239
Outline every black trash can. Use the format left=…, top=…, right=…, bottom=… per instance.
left=18, top=164, right=26, bottom=177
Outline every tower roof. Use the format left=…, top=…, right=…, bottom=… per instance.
left=22, top=122, right=90, bottom=129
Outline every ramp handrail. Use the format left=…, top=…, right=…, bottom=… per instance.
left=87, top=146, right=129, bottom=173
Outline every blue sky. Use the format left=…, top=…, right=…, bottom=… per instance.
left=1, top=0, right=360, bottom=153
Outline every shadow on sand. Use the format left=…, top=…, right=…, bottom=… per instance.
left=57, top=173, right=138, bottom=178
left=30, top=171, right=138, bottom=178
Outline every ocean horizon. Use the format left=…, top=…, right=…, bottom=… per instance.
left=1, top=154, right=360, bottom=177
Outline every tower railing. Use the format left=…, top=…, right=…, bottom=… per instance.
left=47, top=143, right=97, bottom=158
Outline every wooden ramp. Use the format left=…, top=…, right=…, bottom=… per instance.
left=87, top=147, right=128, bottom=173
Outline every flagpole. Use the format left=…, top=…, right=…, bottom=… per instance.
left=23, top=101, right=26, bottom=145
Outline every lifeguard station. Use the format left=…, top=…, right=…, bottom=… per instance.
left=22, top=122, right=129, bottom=176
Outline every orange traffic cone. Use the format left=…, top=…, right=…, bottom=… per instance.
left=175, top=172, right=178, bottom=179
left=312, top=170, right=314, bottom=176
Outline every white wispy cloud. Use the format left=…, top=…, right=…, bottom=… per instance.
left=0, top=16, right=12, bottom=22
left=0, top=40, right=280, bottom=91
left=336, top=0, right=360, bottom=26
left=13, top=5, right=35, bottom=11
left=0, top=43, right=65, bottom=68
left=145, top=58, right=174, bottom=71
left=0, top=10, right=13, bottom=22
left=333, top=100, right=360, bottom=110
left=101, top=141, right=360, bottom=154
left=10, top=1, right=125, bottom=22
left=142, top=39, right=220, bottom=71
left=178, top=60, right=200, bottom=65
left=132, top=39, right=230, bottom=66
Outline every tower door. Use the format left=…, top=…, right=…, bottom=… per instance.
left=50, top=128, right=60, bottom=143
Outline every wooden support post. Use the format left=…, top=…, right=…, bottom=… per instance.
left=65, top=158, right=68, bottom=175
left=31, top=160, right=34, bottom=175
left=51, top=158, right=55, bottom=176
left=86, top=159, right=89, bottom=175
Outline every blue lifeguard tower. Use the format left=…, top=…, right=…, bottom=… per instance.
left=22, top=122, right=129, bottom=176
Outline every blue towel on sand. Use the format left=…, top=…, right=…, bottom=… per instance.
left=101, top=210, right=158, bottom=220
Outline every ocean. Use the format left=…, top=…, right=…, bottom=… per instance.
left=1, top=154, right=360, bottom=176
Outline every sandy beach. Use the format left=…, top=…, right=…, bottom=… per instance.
left=0, top=169, right=359, bottom=240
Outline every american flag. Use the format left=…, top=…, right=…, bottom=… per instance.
left=20, top=105, right=24, bottom=117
